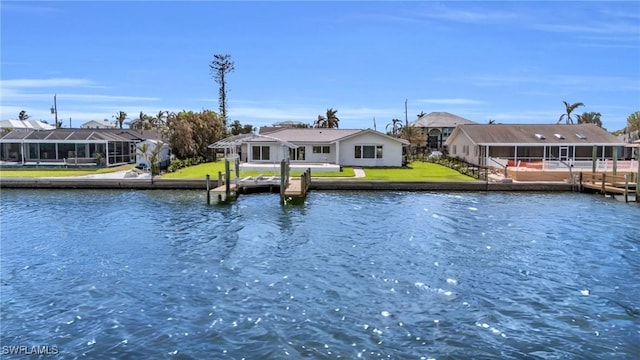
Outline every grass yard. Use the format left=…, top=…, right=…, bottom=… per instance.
left=0, top=161, right=476, bottom=182
left=159, top=161, right=474, bottom=181
left=159, top=162, right=356, bottom=179
left=0, top=164, right=135, bottom=178
left=362, top=161, right=476, bottom=181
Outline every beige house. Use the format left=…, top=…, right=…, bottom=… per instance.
left=410, top=112, right=476, bottom=150
left=445, top=124, right=632, bottom=180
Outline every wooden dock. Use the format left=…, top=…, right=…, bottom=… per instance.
left=579, top=172, right=638, bottom=203
left=207, top=166, right=312, bottom=205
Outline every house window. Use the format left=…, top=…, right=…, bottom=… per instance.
left=355, top=145, right=383, bottom=159
left=451, top=145, right=457, bottom=155
left=252, top=145, right=270, bottom=161
left=29, top=143, right=39, bottom=158
left=289, top=146, right=305, bottom=160
left=312, top=146, right=330, bottom=154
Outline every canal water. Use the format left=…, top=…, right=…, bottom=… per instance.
left=1, top=189, right=638, bottom=359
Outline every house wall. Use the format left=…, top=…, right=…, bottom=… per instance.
left=81, top=121, right=116, bottom=129
left=447, top=133, right=478, bottom=164
left=416, top=127, right=455, bottom=149
left=136, top=140, right=171, bottom=168
left=338, top=133, right=404, bottom=167
left=302, top=144, right=337, bottom=163
left=247, top=142, right=289, bottom=163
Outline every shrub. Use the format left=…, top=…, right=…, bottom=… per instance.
left=167, top=156, right=209, bottom=173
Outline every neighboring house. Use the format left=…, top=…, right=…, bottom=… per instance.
left=210, top=128, right=409, bottom=170
left=0, top=128, right=163, bottom=167
left=80, top=120, right=118, bottom=129
left=0, top=119, right=56, bottom=131
left=410, top=112, right=477, bottom=150
left=619, top=130, right=640, bottom=160
left=135, top=139, right=172, bottom=170
left=445, top=124, right=629, bottom=176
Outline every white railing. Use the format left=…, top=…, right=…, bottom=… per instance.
left=489, top=157, right=637, bottom=171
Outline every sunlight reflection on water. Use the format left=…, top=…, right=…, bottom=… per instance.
left=1, top=189, right=639, bottom=358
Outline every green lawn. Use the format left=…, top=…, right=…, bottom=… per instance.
left=361, top=161, right=476, bottom=181
left=159, top=161, right=475, bottom=181
left=0, top=164, right=135, bottom=178
left=0, top=161, right=476, bottom=181
left=159, top=162, right=356, bottom=179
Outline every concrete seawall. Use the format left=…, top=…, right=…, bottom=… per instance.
left=0, top=178, right=573, bottom=192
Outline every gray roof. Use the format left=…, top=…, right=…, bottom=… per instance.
left=448, top=124, right=625, bottom=146
left=209, top=133, right=298, bottom=149
left=257, top=128, right=363, bottom=143
left=411, top=112, right=476, bottom=128
left=0, top=128, right=161, bottom=142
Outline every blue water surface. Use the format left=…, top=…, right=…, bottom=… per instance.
left=1, top=189, right=639, bottom=359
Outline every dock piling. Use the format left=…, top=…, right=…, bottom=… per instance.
left=206, top=174, right=211, bottom=205
left=624, top=174, right=629, bottom=203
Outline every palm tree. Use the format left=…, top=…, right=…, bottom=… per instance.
left=230, top=120, right=243, bottom=135
left=386, top=118, right=403, bottom=136
left=488, top=119, right=496, bottom=124
left=416, top=111, right=426, bottom=119
left=153, top=110, right=167, bottom=128
left=148, top=141, right=164, bottom=177
left=626, top=111, right=640, bottom=135
left=314, top=108, right=340, bottom=128
left=18, top=110, right=30, bottom=121
left=129, top=111, right=153, bottom=130
left=400, top=125, right=421, bottom=145
left=557, top=101, right=584, bottom=124
left=136, top=143, right=150, bottom=170
left=113, top=111, right=128, bottom=129
left=576, top=112, right=602, bottom=128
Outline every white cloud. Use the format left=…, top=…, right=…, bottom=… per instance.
left=466, top=73, right=640, bottom=92
left=485, top=110, right=560, bottom=123
left=225, top=100, right=403, bottom=129
left=0, top=77, right=162, bottom=123
left=1, top=90, right=159, bottom=103
left=416, top=98, right=485, bottom=105
left=416, top=4, right=520, bottom=24
left=0, top=78, right=98, bottom=89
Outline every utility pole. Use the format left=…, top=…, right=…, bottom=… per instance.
left=404, top=99, right=408, bottom=127
left=50, top=94, right=58, bottom=128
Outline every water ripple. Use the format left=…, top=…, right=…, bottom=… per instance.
left=1, top=189, right=639, bottom=358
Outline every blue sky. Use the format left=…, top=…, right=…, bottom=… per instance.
left=1, top=1, right=639, bottom=131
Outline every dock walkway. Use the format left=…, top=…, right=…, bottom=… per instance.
left=579, top=172, right=638, bottom=203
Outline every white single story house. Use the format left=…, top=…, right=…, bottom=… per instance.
left=445, top=123, right=632, bottom=180
left=135, top=139, right=172, bottom=170
left=80, top=120, right=118, bottom=129
left=210, top=128, right=409, bottom=171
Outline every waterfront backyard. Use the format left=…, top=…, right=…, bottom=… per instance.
left=0, top=161, right=477, bottom=181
